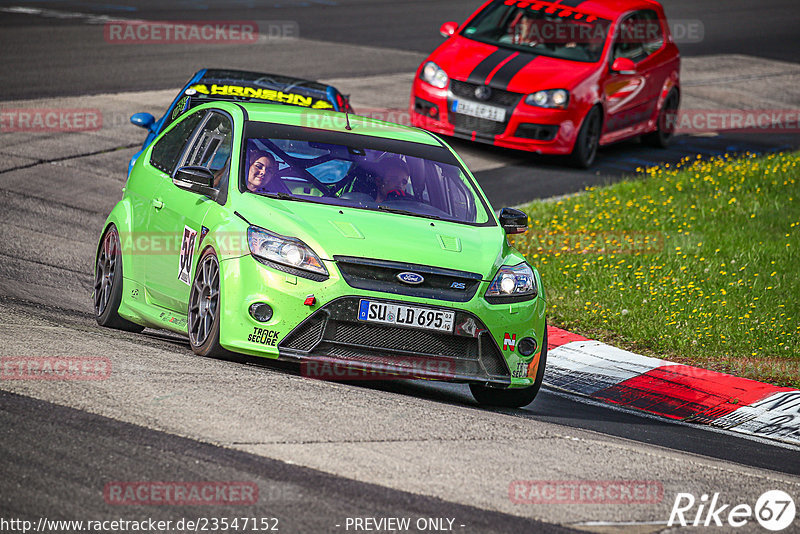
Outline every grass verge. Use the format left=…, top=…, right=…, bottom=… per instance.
left=512, top=152, right=800, bottom=388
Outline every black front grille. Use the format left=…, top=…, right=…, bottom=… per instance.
left=449, top=113, right=508, bottom=136
left=450, top=80, right=522, bottom=107
left=331, top=321, right=476, bottom=359
left=335, top=256, right=482, bottom=302
left=278, top=297, right=510, bottom=381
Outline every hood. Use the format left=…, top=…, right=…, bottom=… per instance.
left=430, top=37, right=598, bottom=93
left=237, top=195, right=506, bottom=280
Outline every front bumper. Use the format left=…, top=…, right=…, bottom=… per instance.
left=279, top=296, right=511, bottom=385
left=410, top=77, right=580, bottom=155
left=218, top=253, right=546, bottom=388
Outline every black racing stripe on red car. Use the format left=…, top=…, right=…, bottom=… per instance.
left=466, top=49, right=515, bottom=85
left=487, top=53, right=538, bottom=90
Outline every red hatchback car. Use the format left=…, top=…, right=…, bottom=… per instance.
left=410, top=0, right=680, bottom=167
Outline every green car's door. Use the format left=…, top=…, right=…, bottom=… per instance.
left=144, top=109, right=233, bottom=313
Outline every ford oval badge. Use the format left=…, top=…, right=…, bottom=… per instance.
left=397, top=272, right=424, bottom=285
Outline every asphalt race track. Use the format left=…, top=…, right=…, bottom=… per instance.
left=1, top=1, right=800, bottom=533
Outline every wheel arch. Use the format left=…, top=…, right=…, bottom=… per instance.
left=96, top=200, right=135, bottom=279
left=571, top=102, right=606, bottom=152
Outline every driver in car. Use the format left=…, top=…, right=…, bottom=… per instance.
left=374, top=157, right=411, bottom=203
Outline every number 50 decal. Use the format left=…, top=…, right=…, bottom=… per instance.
left=178, top=226, right=198, bottom=285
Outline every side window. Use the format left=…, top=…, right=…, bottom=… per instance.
left=182, top=112, right=233, bottom=190
left=150, top=111, right=204, bottom=174
left=613, top=10, right=661, bottom=63
left=640, top=11, right=664, bottom=56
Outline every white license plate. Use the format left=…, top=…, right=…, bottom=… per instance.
left=358, top=300, right=455, bottom=333
left=451, top=99, right=506, bottom=122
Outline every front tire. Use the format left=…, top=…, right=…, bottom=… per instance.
left=569, top=106, right=602, bottom=169
left=188, top=248, right=228, bottom=358
left=470, top=326, right=548, bottom=408
left=94, top=225, right=144, bottom=332
left=643, top=89, right=679, bottom=148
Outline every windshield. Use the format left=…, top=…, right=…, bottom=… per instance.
left=241, top=137, right=491, bottom=225
left=461, top=1, right=611, bottom=63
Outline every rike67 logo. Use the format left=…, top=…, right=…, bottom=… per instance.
left=669, top=490, right=796, bottom=531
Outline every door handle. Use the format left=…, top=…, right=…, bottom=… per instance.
left=151, top=198, right=164, bottom=210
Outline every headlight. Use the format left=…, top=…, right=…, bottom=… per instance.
left=485, top=263, right=537, bottom=302
left=247, top=226, right=328, bottom=277
left=420, top=61, right=449, bottom=89
left=525, top=89, right=570, bottom=109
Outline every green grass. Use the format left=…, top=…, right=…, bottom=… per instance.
left=512, top=152, right=800, bottom=388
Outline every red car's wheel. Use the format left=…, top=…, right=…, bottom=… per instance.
left=643, top=89, right=680, bottom=148
left=569, top=107, right=602, bottom=169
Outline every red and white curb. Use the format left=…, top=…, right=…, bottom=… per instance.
left=544, top=326, right=800, bottom=446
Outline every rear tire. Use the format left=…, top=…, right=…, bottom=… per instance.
left=643, top=89, right=679, bottom=148
left=94, top=225, right=145, bottom=332
left=470, top=325, right=548, bottom=408
left=569, top=107, right=602, bottom=169
left=188, top=248, right=228, bottom=358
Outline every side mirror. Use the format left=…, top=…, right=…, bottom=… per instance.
left=439, top=21, right=458, bottom=38
left=173, top=166, right=217, bottom=198
left=130, top=112, right=155, bottom=131
left=610, top=57, right=636, bottom=75
left=499, top=208, right=528, bottom=234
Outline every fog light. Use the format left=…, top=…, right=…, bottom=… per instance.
left=518, top=337, right=537, bottom=357
left=249, top=303, right=273, bottom=322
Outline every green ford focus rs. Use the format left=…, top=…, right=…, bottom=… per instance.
left=95, top=100, right=547, bottom=407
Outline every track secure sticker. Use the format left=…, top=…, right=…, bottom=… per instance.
left=513, top=361, right=527, bottom=378
left=178, top=226, right=197, bottom=285
left=248, top=327, right=279, bottom=346
left=503, top=333, right=517, bottom=351
left=188, top=84, right=334, bottom=109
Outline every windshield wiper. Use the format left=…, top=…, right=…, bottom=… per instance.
left=376, top=205, right=444, bottom=221
left=259, top=192, right=315, bottom=203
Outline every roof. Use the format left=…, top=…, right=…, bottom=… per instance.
left=200, top=69, right=331, bottom=95
left=185, top=69, right=338, bottom=110
left=491, top=0, right=663, bottom=20
left=213, top=101, right=442, bottom=146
